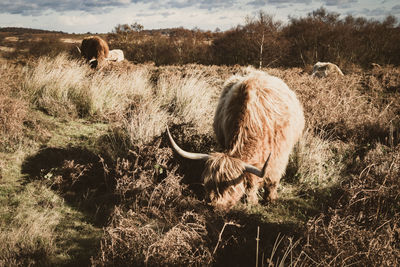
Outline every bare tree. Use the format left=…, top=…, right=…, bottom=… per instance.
left=245, top=11, right=282, bottom=68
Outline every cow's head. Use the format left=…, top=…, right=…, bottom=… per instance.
left=167, top=126, right=270, bottom=209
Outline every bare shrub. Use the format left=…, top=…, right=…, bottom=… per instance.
left=267, top=68, right=398, bottom=146
left=27, top=36, right=72, bottom=58
left=48, top=159, right=93, bottom=191
left=145, top=211, right=211, bottom=266
left=371, top=66, right=400, bottom=92
left=93, top=208, right=159, bottom=266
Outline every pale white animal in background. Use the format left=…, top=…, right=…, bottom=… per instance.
left=106, top=49, right=124, bottom=62
left=312, top=62, right=344, bottom=78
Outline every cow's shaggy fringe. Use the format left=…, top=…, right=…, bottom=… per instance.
left=203, top=153, right=247, bottom=208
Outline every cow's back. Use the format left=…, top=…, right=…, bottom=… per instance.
left=213, top=69, right=304, bottom=170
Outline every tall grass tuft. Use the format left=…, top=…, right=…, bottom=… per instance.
left=286, top=128, right=343, bottom=189
left=22, top=54, right=154, bottom=120
left=23, top=53, right=89, bottom=117
left=123, top=98, right=169, bottom=145
left=22, top=56, right=217, bottom=146
left=156, top=69, right=218, bottom=134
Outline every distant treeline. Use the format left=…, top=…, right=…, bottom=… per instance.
left=0, top=27, right=66, bottom=34
left=107, top=8, right=400, bottom=68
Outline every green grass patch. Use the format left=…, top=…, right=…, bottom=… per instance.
left=0, top=110, right=109, bottom=266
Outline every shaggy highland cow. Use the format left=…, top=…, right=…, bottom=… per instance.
left=79, top=36, right=109, bottom=68
left=168, top=68, right=305, bottom=210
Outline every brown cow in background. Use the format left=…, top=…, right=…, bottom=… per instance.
left=168, top=67, right=305, bottom=210
left=79, top=36, right=109, bottom=68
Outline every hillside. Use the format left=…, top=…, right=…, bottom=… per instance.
left=0, top=27, right=66, bottom=34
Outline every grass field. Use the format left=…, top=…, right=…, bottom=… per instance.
left=0, top=51, right=399, bottom=266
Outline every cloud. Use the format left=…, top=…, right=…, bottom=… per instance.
left=136, top=12, right=156, bottom=17
left=392, top=5, right=400, bottom=14
left=164, top=0, right=237, bottom=10
left=322, top=0, right=357, bottom=8
left=247, top=0, right=312, bottom=8
left=0, top=0, right=243, bottom=16
left=58, top=14, right=101, bottom=27
left=0, top=0, right=134, bottom=16
left=161, top=11, right=175, bottom=17
left=198, top=0, right=237, bottom=10
left=360, top=7, right=388, bottom=17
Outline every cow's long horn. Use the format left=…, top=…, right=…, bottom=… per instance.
left=76, top=45, right=81, bottom=54
left=167, top=126, right=210, bottom=161
left=243, top=153, right=271, bottom=178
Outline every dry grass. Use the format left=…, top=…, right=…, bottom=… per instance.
left=1, top=52, right=400, bottom=266
left=22, top=56, right=218, bottom=145
left=156, top=68, right=218, bottom=134
left=90, top=138, right=213, bottom=266
left=22, top=54, right=154, bottom=120
left=0, top=96, right=27, bottom=152
left=298, top=144, right=400, bottom=266
left=286, top=128, right=343, bottom=189
left=0, top=63, right=28, bottom=152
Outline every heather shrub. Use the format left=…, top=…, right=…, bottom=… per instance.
left=91, top=138, right=213, bottom=266
left=299, top=144, right=400, bottom=266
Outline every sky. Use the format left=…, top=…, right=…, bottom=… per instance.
left=0, top=0, right=399, bottom=33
